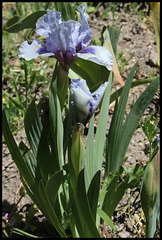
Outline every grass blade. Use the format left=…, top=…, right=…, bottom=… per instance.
left=97, top=208, right=117, bottom=231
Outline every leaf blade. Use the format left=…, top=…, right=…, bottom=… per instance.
left=4, top=10, right=46, bottom=33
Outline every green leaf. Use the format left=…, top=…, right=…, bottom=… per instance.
left=49, top=62, right=64, bottom=170
left=106, top=62, right=138, bottom=174
left=12, top=228, right=40, bottom=238
left=63, top=112, right=72, bottom=160
left=76, top=169, right=100, bottom=238
left=87, top=170, right=101, bottom=222
left=102, top=165, right=144, bottom=218
left=37, top=128, right=53, bottom=182
left=2, top=110, right=36, bottom=192
left=3, top=91, right=24, bottom=110
left=70, top=58, right=110, bottom=91
left=69, top=184, right=85, bottom=237
left=45, top=170, right=63, bottom=207
left=4, top=10, right=46, bottom=33
left=140, top=150, right=160, bottom=238
left=102, top=76, right=160, bottom=218
left=2, top=111, right=48, bottom=216
left=38, top=179, right=67, bottom=238
left=101, top=168, right=122, bottom=217
left=97, top=208, right=117, bottom=231
left=21, top=177, right=47, bottom=218
left=54, top=2, right=75, bottom=21
left=102, top=25, right=121, bottom=56
left=94, top=72, right=112, bottom=173
left=102, top=26, right=125, bottom=86
left=118, top=76, right=160, bottom=166
left=84, top=114, right=95, bottom=189
left=24, top=97, right=43, bottom=158
left=71, top=124, right=85, bottom=177
left=19, top=141, right=39, bottom=181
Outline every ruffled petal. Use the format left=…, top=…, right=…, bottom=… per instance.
left=76, top=45, right=113, bottom=71
left=77, top=4, right=92, bottom=49
left=58, top=20, right=80, bottom=54
left=71, top=78, right=91, bottom=96
left=36, top=9, right=62, bottom=37
left=45, top=20, right=80, bottom=55
left=19, top=40, right=54, bottom=60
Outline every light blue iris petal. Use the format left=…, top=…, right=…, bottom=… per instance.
left=57, top=20, right=80, bottom=54
left=77, top=45, right=113, bottom=71
left=71, top=79, right=91, bottom=96
left=71, top=88, right=90, bottom=115
left=19, top=40, right=54, bottom=61
left=36, top=9, right=62, bottom=37
left=90, top=81, right=108, bottom=113
left=70, top=80, right=91, bottom=125
left=77, top=4, right=92, bottom=49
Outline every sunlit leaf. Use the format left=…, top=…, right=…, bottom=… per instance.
left=4, top=11, right=46, bottom=33
left=103, top=26, right=125, bottom=86
left=140, top=149, right=160, bottom=238
left=97, top=208, right=117, bottom=231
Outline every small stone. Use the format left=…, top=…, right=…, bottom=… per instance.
left=116, top=223, right=124, bottom=232
left=149, top=50, right=158, bottom=66
left=123, top=34, right=132, bottom=41
left=139, top=46, right=147, bottom=58
left=126, top=219, right=134, bottom=232
left=146, top=49, right=158, bottom=67
left=7, top=173, right=17, bottom=180
left=118, top=230, right=131, bottom=238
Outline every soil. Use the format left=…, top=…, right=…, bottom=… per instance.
left=2, top=3, right=160, bottom=238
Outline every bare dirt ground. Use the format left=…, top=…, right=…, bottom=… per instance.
left=2, top=3, right=160, bottom=238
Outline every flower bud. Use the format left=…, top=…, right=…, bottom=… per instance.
left=70, top=79, right=108, bottom=126
left=71, top=123, right=85, bottom=177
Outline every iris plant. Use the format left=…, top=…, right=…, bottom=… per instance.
left=3, top=3, right=160, bottom=238
left=19, top=4, right=113, bottom=70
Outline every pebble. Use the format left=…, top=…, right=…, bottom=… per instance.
left=118, top=230, right=131, bottom=238
left=123, top=34, right=132, bottom=41
left=7, top=173, right=17, bottom=179
left=126, top=219, right=134, bottom=232
left=139, top=46, right=147, bottom=58
left=149, top=49, right=158, bottom=67
left=116, top=223, right=125, bottom=232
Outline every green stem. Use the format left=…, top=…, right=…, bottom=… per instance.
left=24, top=61, right=28, bottom=109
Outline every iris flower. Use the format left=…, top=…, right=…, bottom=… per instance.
left=19, top=4, right=113, bottom=70
left=70, top=78, right=108, bottom=126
